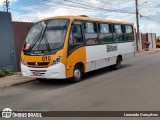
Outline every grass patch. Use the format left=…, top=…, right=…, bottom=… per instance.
left=0, top=68, right=13, bottom=78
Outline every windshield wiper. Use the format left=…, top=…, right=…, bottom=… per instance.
left=26, top=30, right=44, bottom=52
left=36, top=26, right=51, bottom=52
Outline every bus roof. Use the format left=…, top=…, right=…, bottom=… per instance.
left=39, top=15, right=133, bottom=25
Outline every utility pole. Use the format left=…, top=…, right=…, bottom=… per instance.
left=135, top=0, right=140, bottom=52
left=4, top=0, right=9, bottom=12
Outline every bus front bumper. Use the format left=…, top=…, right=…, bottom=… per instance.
left=21, top=62, right=66, bottom=79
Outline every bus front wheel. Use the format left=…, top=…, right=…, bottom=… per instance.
left=70, top=65, right=83, bottom=83
left=36, top=78, right=46, bottom=82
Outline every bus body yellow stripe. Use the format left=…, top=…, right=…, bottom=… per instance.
left=66, top=47, right=86, bottom=78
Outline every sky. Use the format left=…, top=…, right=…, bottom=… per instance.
left=0, top=0, right=160, bottom=36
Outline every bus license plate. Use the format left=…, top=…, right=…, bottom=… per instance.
left=32, top=72, right=41, bottom=76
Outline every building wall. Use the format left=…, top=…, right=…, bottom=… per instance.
left=0, top=12, right=17, bottom=71
left=135, top=32, right=142, bottom=52
left=12, top=22, right=33, bottom=71
left=151, top=33, right=156, bottom=49
left=141, top=34, right=148, bottom=49
left=138, top=33, right=143, bottom=51
left=148, top=33, right=152, bottom=49
left=141, top=33, right=156, bottom=50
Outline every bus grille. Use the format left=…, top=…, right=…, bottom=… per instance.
left=27, top=62, right=50, bottom=67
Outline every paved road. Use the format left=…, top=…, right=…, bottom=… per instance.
left=1, top=52, right=160, bottom=119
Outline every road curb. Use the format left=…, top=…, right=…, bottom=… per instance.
left=135, top=49, right=160, bottom=57
left=0, top=74, right=36, bottom=90
left=0, top=79, right=37, bottom=90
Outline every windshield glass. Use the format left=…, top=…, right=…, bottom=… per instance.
left=24, top=19, right=70, bottom=51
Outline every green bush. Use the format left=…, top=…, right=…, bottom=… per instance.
left=0, top=69, right=5, bottom=77
left=3, top=68, right=13, bottom=75
left=0, top=68, right=13, bottom=78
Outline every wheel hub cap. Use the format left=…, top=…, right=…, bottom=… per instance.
left=74, top=69, right=81, bottom=78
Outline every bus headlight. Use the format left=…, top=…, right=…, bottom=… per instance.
left=52, top=56, right=62, bottom=65
left=21, top=59, right=26, bottom=65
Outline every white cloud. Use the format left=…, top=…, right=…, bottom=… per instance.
left=10, top=0, right=160, bottom=35
left=90, top=0, right=101, bottom=7
left=140, top=19, right=160, bottom=36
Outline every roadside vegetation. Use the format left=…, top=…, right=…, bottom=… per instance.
left=0, top=68, right=13, bottom=78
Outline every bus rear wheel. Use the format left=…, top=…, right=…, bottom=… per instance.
left=112, top=57, right=122, bottom=70
left=70, top=65, right=83, bottom=83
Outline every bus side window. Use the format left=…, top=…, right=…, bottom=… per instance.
left=68, top=23, right=83, bottom=53
left=125, top=25, right=134, bottom=41
left=113, top=24, right=124, bottom=42
left=84, top=22, right=99, bottom=45
left=98, top=23, right=113, bottom=43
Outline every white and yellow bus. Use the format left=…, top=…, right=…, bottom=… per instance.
left=21, top=15, right=135, bottom=82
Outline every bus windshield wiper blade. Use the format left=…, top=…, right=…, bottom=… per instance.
left=27, top=29, right=44, bottom=52
left=36, top=25, right=49, bottom=51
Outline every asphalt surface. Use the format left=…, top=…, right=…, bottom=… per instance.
left=1, top=52, right=160, bottom=120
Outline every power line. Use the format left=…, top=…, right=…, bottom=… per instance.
left=11, top=0, right=135, bottom=18
left=11, top=1, right=134, bottom=22
left=140, top=15, right=160, bottom=24
left=140, top=17, right=160, bottom=34
left=139, top=12, right=160, bottom=23
left=9, top=0, right=160, bottom=26
left=18, top=0, right=135, bottom=14
left=96, top=0, right=135, bottom=9
left=63, top=0, right=135, bottom=14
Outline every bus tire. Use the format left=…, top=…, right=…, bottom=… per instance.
left=36, top=78, right=46, bottom=81
left=70, top=65, right=83, bottom=83
left=112, top=57, right=122, bottom=70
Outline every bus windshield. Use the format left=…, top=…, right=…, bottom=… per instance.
left=24, top=19, right=70, bottom=52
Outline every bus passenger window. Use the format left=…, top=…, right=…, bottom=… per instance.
left=99, top=23, right=113, bottom=43
left=84, top=22, right=99, bottom=45
left=113, top=25, right=124, bottom=42
left=125, top=25, right=134, bottom=41
left=69, top=24, right=83, bottom=45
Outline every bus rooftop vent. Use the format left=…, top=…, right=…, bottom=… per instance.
left=79, top=15, right=89, bottom=17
